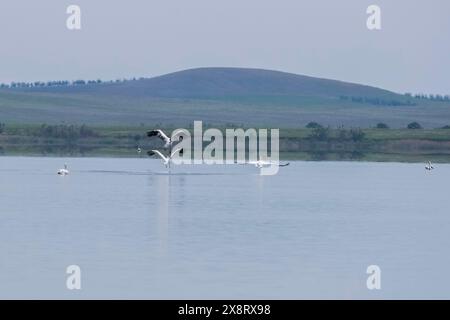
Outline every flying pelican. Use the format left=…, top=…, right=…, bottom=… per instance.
left=147, top=129, right=184, bottom=150
left=147, top=148, right=184, bottom=168
left=57, top=164, right=69, bottom=175
left=425, top=161, right=434, bottom=171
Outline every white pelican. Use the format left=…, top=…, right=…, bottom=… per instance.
left=147, top=129, right=184, bottom=149
left=425, top=161, right=434, bottom=171
left=240, top=160, right=290, bottom=168
left=147, top=148, right=183, bottom=168
left=57, top=164, right=69, bottom=175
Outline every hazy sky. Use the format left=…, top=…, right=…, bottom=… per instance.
left=0, top=0, right=449, bottom=94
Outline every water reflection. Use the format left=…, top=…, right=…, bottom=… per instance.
left=149, top=173, right=187, bottom=256
left=153, top=174, right=169, bottom=255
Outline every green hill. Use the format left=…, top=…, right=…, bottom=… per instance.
left=1, top=67, right=449, bottom=128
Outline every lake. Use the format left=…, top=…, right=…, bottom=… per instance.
left=0, top=156, right=449, bottom=299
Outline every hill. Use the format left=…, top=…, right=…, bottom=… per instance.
left=14, top=67, right=399, bottom=98
left=1, top=67, right=449, bottom=128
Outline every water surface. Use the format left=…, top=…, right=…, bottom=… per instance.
left=0, top=157, right=449, bottom=299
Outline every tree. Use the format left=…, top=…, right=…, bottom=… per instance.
left=309, top=126, right=330, bottom=141
left=306, top=122, right=323, bottom=129
left=350, top=128, right=365, bottom=142
left=0, top=123, right=5, bottom=134
left=441, top=125, right=450, bottom=129
left=407, top=122, right=423, bottom=129
left=376, top=122, right=389, bottom=129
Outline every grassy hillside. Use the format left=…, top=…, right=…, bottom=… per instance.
left=1, top=68, right=449, bottom=128
left=7, top=68, right=403, bottom=98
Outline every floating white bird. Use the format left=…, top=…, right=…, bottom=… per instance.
left=147, top=148, right=184, bottom=168
left=147, top=129, right=184, bottom=149
left=137, top=147, right=142, bottom=155
left=425, top=161, right=434, bottom=171
left=240, top=160, right=290, bottom=168
left=57, top=164, right=69, bottom=175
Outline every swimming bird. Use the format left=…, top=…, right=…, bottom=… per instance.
left=241, top=160, right=290, bottom=168
left=57, top=164, right=69, bottom=175
left=147, top=129, right=184, bottom=150
left=147, top=148, right=184, bottom=168
left=425, top=161, right=434, bottom=171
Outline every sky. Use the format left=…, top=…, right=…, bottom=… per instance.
left=0, top=0, right=449, bottom=94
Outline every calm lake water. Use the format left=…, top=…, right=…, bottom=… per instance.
left=0, top=156, right=449, bottom=299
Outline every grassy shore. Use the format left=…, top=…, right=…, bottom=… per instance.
left=1, top=124, right=450, bottom=162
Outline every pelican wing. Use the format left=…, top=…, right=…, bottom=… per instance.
left=147, top=129, right=170, bottom=144
left=170, top=147, right=184, bottom=158
left=147, top=150, right=168, bottom=162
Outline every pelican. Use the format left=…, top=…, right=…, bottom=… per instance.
left=240, top=160, right=290, bottom=168
left=137, top=147, right=142, bottom=155
left=57, top=164, right=69, bottom=175
left=425, top=161, right=434, bottom=171
left=147, top=148, right=184, bottom=168
left=147, top=129, right=184, bottom=149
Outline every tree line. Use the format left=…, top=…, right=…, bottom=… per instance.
left=307, top=125, right=366, bottom=142
left=339, top=95, right=416, bottom=106
left=406, top=93, right=450, bottom=102
left=0, top=77, right=146, bottom=89
left=304, top=121, right=450, bottom=142
left=0, top=124, right=99, bottom=139
left=340, top=93, right=450, bottom=106
left=36, top=124, right=99, bottom=139
left=306, top=121, right=450, bottom=131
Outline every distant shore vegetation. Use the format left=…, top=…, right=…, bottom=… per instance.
left=1, top=122, right=450, bottom=162
left=339, top=93, right=450, bottom=107
left=0, top=77, right=144, bottom=89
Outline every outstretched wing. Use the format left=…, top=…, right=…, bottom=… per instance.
left=147, top=130, right=170, bottom=144
left=147, top=149, right=168, bottom=162
left=170, top=148, right=184, bottom=158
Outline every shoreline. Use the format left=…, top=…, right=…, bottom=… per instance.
left=1, top=151, right=450, bottom=164
left=1, top=126, right=450, bottom=163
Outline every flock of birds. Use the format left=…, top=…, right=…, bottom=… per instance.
left=56, top=129, right=438, bottom=175
left=145, top=129, right=290, bottom=169
left=146, top=129, right=184, bottom=169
